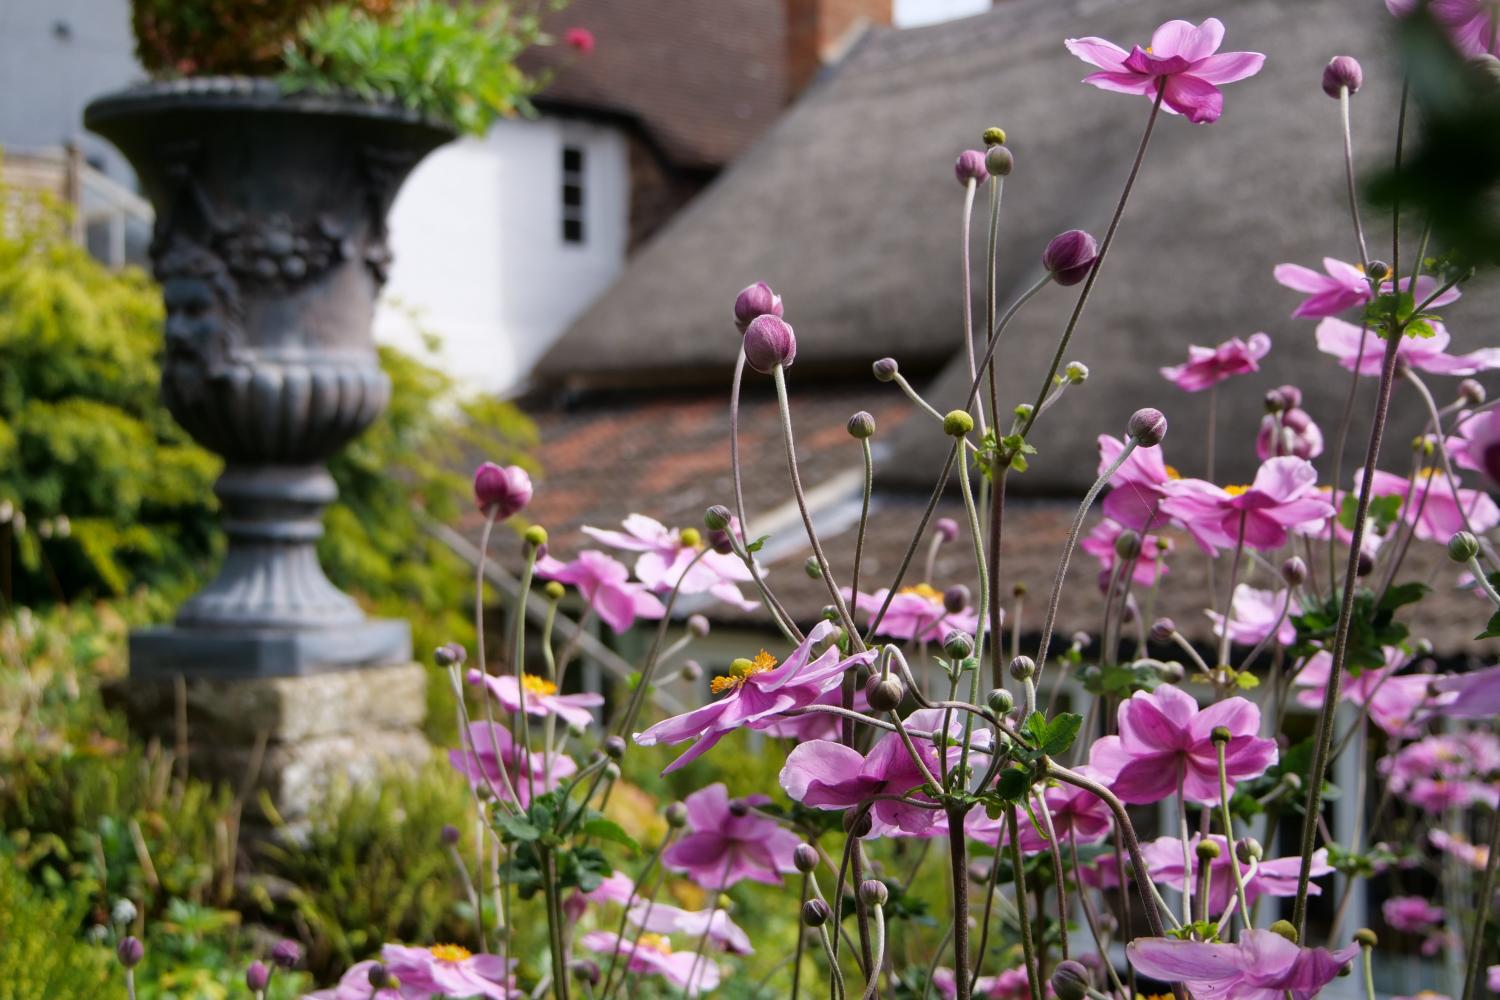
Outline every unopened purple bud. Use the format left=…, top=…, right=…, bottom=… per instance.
left=733, top=281, right=783, bottom=332
left=1277, top=384, right=1304, bottom=409
left=802, top=898, right=831, bottom=926
left=473, top=462, right=533, bottom=520
left=570, top=959, right=602, bottom=986
left=985, top=145, right=1014, bottom=176
left=728, top=798, right=749, bottom=818
left=1128, top=408, right=1168, bottom=447
left=1149, top=618, right=1175, bottom=643
left=1281, top=556, right=1308, bottom=586
left=434, top=642, right=466, bottom=668
left=1460, top=379, right=1486, bottom=405
left=872, top=357, right=898, bottom=382
left=271, top=939, right=301, bottom=970
left=368, top=964, right=396, bottom=989
left=117, top=936, right=144, bottom=968
left=793, top=843, right=820, bottom=872
left=246, top=960, right=271, bottom=991
left=1322, top=55, right=1363, bottom=98
left=707, top=527, right=733, bottom=554
left=954, top=149, right=988, bottom=186
left=934, top=517, right=959, bottom=543
left=743, top=314, right=797, bottom=374
left=1051, top=959, right=1092, bottom=1000
left=441, top=824, right=461, bottom=846
left=942, top=584, right=970, bottom=614
left=1042, top=230, right=1099, bottom=286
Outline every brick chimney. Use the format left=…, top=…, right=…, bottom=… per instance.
left=786, top=0, right=893, bottom=96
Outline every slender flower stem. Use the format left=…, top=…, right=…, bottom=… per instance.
left=1215, top=515, right=1249, bottom=667
left=1034, top=441, right=1139, bottom=678
left=1070, top=833, right=1129, bottom=999
left=852, top=438, right=874, bottom=605
left=1216, top=743, right=1252, bottom=925
left=772, top=365, right=864, bottom=647
left=1004, top=806, right=1044, bottom=1000
left=1327, top=324, right=1370, bottom=594
left=610, top=548, right=711, bottom=743
left=961, top=275, right=1055, bottom=415
left=1460, top=809, right=1500, bottom=1000
left=860, top=902, right=887, bottom=1000
left=1017, top=88, right=1164, bottom=440
left=961, top=178, right=985, bottom=434
left=985, top=174, right=1003, bottom=428
left=863, top=444, right=959, bottom=644
left=1293, top=83, right=1411, bottom=935
left=1340, top=87, right=1371, bottom=268
left=1033, top=787, right=1070, bottom=962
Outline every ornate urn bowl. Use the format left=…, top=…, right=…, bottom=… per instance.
left=86, top=78, right=453, bottom=678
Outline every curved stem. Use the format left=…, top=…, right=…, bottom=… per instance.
left=1460, top=809, right=1500, bottom=1000
left=1006, top=806, right=1044, bottom=1000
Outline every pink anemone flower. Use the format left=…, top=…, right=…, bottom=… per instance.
left=448, top=721, right=576, bottom=808
left=582, top=513, right=759, bottom=611
left=848, top=584, right=980, bottom=644
left=1383, top=895, right=1445, bottom=934
left=660, top=783, right=800, bottom=889
left=1451, top=409, right=1500, bottom=491
left=782, top=709, right=988, bottom=839
left=1065, top=18, right=1265, bottom=124
left=468, top=670, right=604, bottom=729
left=1387, top=0, right=1500, bottom=57
left=1142, top=834, right=1333, bottom=915
left=931, top=965, right=1034, bottom=999
left=1433, top=663, right=1500, bottom=719
left=1087, top=684, right=1277, bottom=805
left=1159, top=456, right=1336, bottom=554
left=535, top=550, right=666, bottom=634
left=1363, top=467, right=1500, bottom=543
left=1081, top=518, right=1171, bottom=589
left=633, top=621, right=877, bottom=773
left=1257, top=405, right=1324, bottom=462
left=579, top=931, right=720, bottom=996
left=1379, top=732, right=1500, bottom=811
left=1430, top=829, right=1491, bottom=870
left=1127, top=929, right=1359, bottom=999
left=626, top=900, right=754, bottom=954
left=1294, top=647, right=1447, bottom=737
left=1316, top=318, right=1500, bottom=376
left=1207, top=584, right=1299, bottom=648
left=1097, top=431, right=1178, bottom=531
left=1159, top=332, right=1271, bottom=392
left=562, top=870, right=635, bottom=923
left=966, top=766, right=1112, bottom=854
left=377, top=943, right=517, bottom=999
left=1274, top=259, right=1461, bottom=320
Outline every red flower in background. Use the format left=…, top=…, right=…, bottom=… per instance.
left=564, top=27, right=595, bottom=55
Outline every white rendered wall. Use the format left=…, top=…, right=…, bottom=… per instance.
left=377, top=116, right=630, bottom=394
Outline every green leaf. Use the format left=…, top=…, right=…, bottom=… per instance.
left=745, top=534, right=771, bottom=554
left=1476, top=609, right=1500, bottom=640
left=494, top=812, right=541, bottom=843
left=993, top=767, right=1031, bottom=802
left=580, top=818, right=640, bottom=854
left=1040, top=713, right=1083, bottom=757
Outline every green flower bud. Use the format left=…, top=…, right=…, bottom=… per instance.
left=943, top=409, right=975, bottom=437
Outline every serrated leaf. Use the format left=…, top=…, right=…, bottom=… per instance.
left=581, top=818, right=639, bottom=853
left=993, top=767, right=1030, bottom=802
left=1040, top=713, right=1083, bottom=757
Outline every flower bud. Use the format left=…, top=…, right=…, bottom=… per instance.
left=943, top=409, right=974, bottom=437
left=368, top=964, right=397, bottom=989
left=569, top=959, right=602, bottom=986
left=743, top=314, right=797, bottom=373
left=858, top=879, right=889, bottom=907
left=1042, top=230, right=1099, bottom=286
left=943, top=585, right=970, bottom=614
left=704, top=505, right=731, bottom=531
left=1460, top=378, right=1486, bottom=405
left=112, top=899, right=138, bottom=926
left=1356, top=549, right=1375, bottom=577
left=728, top=798, right=749, bottom=818
left=944, top=630, right=974, bottom=659
left=603, top=761, right=621, bottom=780
left=1149, top=618, right=1176, bottom=644
left=1269, top=919, right=1299, bottom=943
left=543, top=581, right=567, bottom=602
left=1113, top=529, right=1142, bottom=560
left=1154, top=659, right=1185, bottom=683
left=987, top=688, right=1015, bottom=714
left=246, top=961, right=271, bottom=991
left=1128, top=407, right=1168, bottom=447
left=272, top=940, right=301, bottom=970
left=1236, top=838, right=1264, bottom=864
left=982, top=126, right=1007, bottom=147
left=441, top=824, right=461, bottom=846
left=1366, top=260, right=1390, bottom=280
left=733, top=281, right=784, bottom=332
left=1050, top=959, right=1092, bottom=1000
left=1009, top=655, right=1035, bottom=681
left=802, top=898, right=831, bottom=926
left=804, top=556, right=823, bottom=580
left=602, top=735, right=626, bottom=760
left=1195, top=839, right=1222, bottom=860
left=680, top=660, right=703, bottom=682
left=985, top=145, right=1014, bottom=176
left=821, top=604, right=840, bottom=622
left=1013, top=582, right=1028, bottom=598
left=843, top=808, right=873, bottom=838
left=1064, top=361, right=1090, bottom=384
left=866, top=673, right=906, bottom=712
left=1322, top=55, right=1363, bottom=98
left=117, top=936, right=145, bottom=969
left=1281, top=556, right=1308, bottom=587
left=954, top=149, right=988, bottom=185
left=794, top=843, right=820, bottom=873
left=708, top=528, right=734, bottom=554
left=524, top=525, right=548, bottom=548
left=847, top=410, right=876, bottom=439
left=685, top=614, right=710, bottom=639
left=1210, top=725, right=1233, bottom=745
left=873, top=357, right=899, bottom=382
left=665, top=802, right=688, bottom=827
left=1354, top=927, right=1378, bottom=948
left=935, top=517, right=960, bottom=543
left=1448, top=531, right=1480, bottom=563
left=473, top=462, right=533, bottom=520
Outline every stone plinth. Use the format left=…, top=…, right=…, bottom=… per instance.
left=114, top=661, right=429, bottom=821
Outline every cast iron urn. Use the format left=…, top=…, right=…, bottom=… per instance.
left=86, top=79, right=454, bottom=678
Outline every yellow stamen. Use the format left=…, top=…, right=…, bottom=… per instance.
left=430, top=944, right=472, bottom=963
left=637, top=933, right=672, bottom=954
left=897, top=582, right=945, bottom=605
left=709, top=650, right=779, bottom=695
left=1223, top=484, right=1251, bottom=497
left=522, top=673, right=558, bottom=697
left=1163, top=464, right=1182, bottom=480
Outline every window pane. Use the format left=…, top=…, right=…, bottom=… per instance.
left=562, top=184, right=583, bottom=207
left=562, top=146, right=583, bottom=173
left=562, top=217, right=584, bottom=243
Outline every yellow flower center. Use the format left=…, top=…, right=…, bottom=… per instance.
left=1164, top=464, right=1181, bottom=480
left=1223, top=484, right=1251, bottom=497
left=898, top=582, right=945, bottom=605
left=430, top=943, right=472, bottom=963
left=710, top=650, right=779, bottom=695
left=637, top=933, right=672, bottom=954
left=522, top=673, right=558, bottom=697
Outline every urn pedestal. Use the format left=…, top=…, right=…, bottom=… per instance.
left=85, top=79, right=454, bottom=681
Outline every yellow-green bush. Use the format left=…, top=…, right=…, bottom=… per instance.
left=0, top=857, right=116, bottom=998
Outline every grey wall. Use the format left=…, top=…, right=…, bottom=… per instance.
left=0, top=0, right=141, bottom=182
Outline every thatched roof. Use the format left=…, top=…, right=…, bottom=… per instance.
left=529, top=0, right=1500, bottom=494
